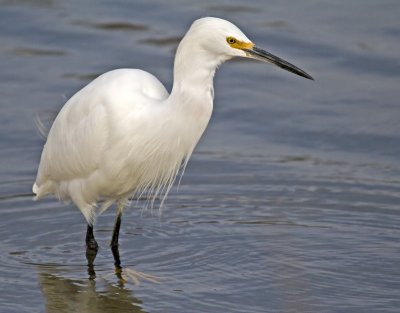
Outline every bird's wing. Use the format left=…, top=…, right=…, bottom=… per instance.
left=34, top=69, right=169, bottom=191
left=35, top=87, right=108, bottom=185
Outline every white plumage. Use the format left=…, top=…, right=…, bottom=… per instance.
left=34, top=69, right=177, bottom=223
left=33, top=17, right=312, bottom=264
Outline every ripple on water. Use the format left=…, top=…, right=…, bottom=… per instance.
left=1, top=154, right=400, bottom=312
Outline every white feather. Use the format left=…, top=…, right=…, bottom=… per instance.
left=32, top=17, right=273, bottom=224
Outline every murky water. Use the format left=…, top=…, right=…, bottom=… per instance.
left=1, top=1, right=400, bottom=312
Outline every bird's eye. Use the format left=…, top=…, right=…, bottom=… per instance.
left=227, top=37, right=237, bottom=45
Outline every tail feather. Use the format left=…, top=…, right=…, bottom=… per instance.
left=32, top=182, right=39, bottom=200
left=34, top=110, right=58, bottom=140
left=32, top=181, right=53, bottom=200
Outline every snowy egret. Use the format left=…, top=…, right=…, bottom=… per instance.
left=33, top=17, right=313, bottom=267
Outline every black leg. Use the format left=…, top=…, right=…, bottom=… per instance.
left=85, top=224, right=98, bottom=279
left=86, top=259, right=96, bottom=280
left=111, top=212, right=122, bottom=268
left=86, top=224, right=99, bottom=251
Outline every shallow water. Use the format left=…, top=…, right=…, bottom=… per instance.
left=1, top=1, right=400, bottom=312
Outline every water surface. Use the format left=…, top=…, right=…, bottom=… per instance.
left=1, top=1, right=400, bottom=312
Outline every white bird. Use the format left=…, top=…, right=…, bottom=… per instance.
left=33, top=17, right=312, bottom=267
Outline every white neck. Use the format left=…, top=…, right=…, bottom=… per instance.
left=168, top=37, right=230, bottom=108
left=162, top=38, right=230, bottom=159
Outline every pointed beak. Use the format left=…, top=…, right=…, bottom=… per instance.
left=242, top=46, right=314, bottom=80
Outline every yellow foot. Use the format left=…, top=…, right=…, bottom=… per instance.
left=103, top=267, right=162, bottom=285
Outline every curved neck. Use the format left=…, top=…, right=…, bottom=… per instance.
left=168, top=38, right=229, bottom=106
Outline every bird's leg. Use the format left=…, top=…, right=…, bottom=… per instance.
left=86, top=224, right=99, bottom=251
left=86, top=224, right=98, bottom=259
left=85, top=224, right=98, bottom=279
left=111, top=210, right=122, bottom=268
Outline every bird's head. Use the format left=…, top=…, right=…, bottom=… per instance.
left=181, top=17, right=313, bottom=80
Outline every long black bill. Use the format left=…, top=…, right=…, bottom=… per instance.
left=243, top=46, right=313, bottom=80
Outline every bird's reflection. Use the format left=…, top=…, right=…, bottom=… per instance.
left=86, top=250, right=97, bottom=280
left=85, top=247, right=159, bottom=285
left=37, top=265, right=146, bottom=313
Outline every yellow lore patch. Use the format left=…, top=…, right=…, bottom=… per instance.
left=226, top=36, right=254, bottom=50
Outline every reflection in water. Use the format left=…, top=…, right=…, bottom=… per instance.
left=75, top=20, right=149, bottom=32
left=0, top=0, right=55, bottom=8
left=2, top=1, right=400, bottom=312
left=138, top=36, right=182, bottom=47
left=86, top=251, right=97, bottom=280
left=85, top=235, right=160, bottom=287
left=38, top=265, right=146, bottom=313
left=8, top=47, right=67, bottom=57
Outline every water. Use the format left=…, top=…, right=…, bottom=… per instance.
left=1, top=1, right=400, bottom=312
